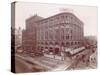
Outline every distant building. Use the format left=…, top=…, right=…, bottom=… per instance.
left=22, top=15, right=43, bottom=53
left=15, top=27, right=22, bottom=48
left=83, top=36, right=97, bottom=49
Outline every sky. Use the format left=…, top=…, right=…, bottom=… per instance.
left=15, top=2, right=97, bottom=36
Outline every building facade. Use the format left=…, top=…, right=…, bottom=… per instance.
left=22, top=12, right=84, bottom=56
left=36, top=12, right=84, bottom=56
left=22, top=15, right=43, bottom=53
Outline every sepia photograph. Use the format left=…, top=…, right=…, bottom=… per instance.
left=11, top=2, right=97, bottom=73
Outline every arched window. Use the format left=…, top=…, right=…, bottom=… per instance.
left=61, top=42, right=65, bottom=46
left=71, top=42, right=73, bottom=45
left=55, top=42, right=59, bottom=45
left=66, top=42, right=69, bottom=45
left=66, top=35, right=69, bottom=40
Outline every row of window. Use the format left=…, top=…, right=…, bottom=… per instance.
left=40, top=15, right=69, bottom=24
left=37, top=41, right=81, bottom=45
left=37, top=28, right=73, bottom=40
left=38, top=34, right=72, bottom=41
left=38, top=14, right=77, bottom=26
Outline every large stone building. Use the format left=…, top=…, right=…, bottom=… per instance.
left=22, top=12, right=84, bottom=56
left=36, top=12, right=84, bottom=55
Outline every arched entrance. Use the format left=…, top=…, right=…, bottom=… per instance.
left=54, top=47, right=59, bottom=54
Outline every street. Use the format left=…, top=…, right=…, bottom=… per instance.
left=15, top=46, right=97, bottom=73
left=15, top=56, right=33, bottom=73
left=15, top=55, right=47, bottom=73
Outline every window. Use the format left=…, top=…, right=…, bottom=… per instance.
left=55, top=42, right=58, bottom=45
left=66, top=35, right=69, bottom=40
left=49, top=30, right=53, bottom=40
left=70, top=30, right=72, bottom=34
left=45, top=20, right=48, bottom=23
left=66, top=42, right=69, bottom=45
left=45, top=31, right=48, bottom=40
left=70, top=16, right=73, bottom=20
left=50, top=19, right=53, bottom=21
left=61, top=16, right=64, bottom=18
left=56, top=17, right=59, bottom=20
left=45, top=42, right=48, bottom=45
left=66, top=16, right=68, bottom=18
left=70, top=36, right=72, bottom=40
left=38, top=42, right=40, bottom=44
left=55, top=29, right=60, bottom=40
left=61, top=42, right=65, bottom=46
left=61, top=29, right=64, bottom=40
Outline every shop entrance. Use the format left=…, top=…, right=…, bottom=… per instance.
left=54, top=47, right=59, bottom=54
